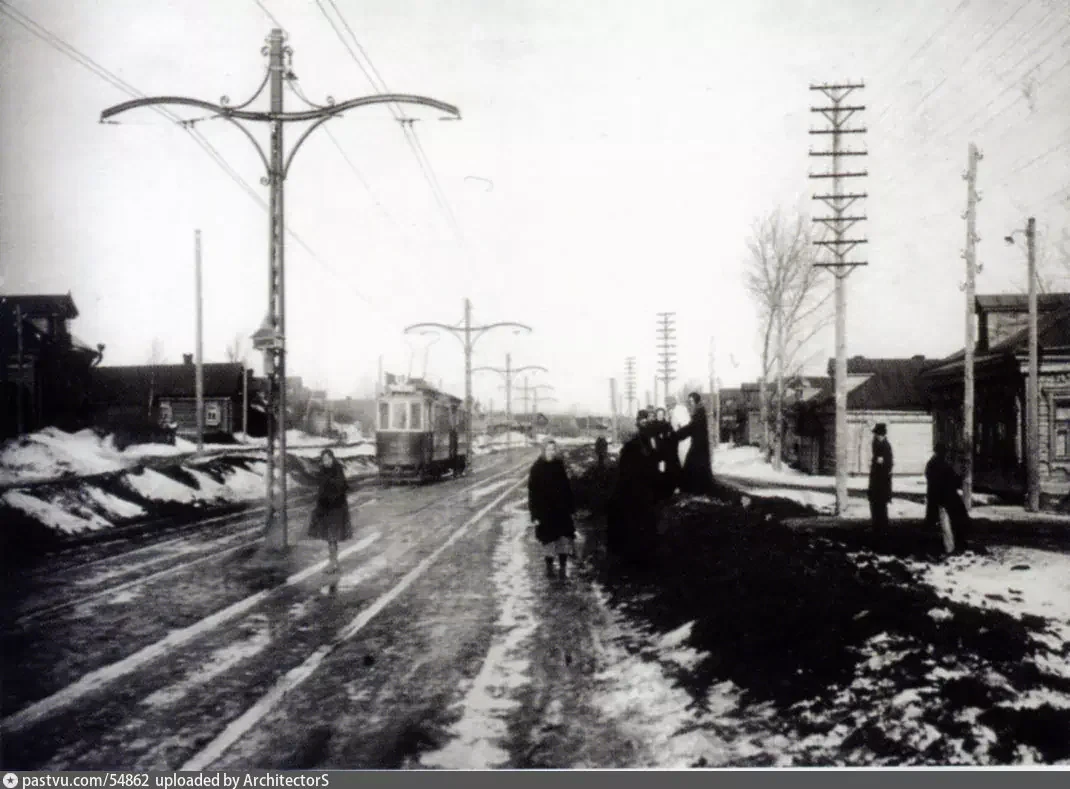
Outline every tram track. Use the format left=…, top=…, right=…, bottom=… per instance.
left=12, top=456, right=515, bottom=627
left=3, top=454, right=535, bottom=741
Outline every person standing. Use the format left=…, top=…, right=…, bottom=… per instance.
left=307, top=449, right=354, bottom=574
left=867, top=423, right=894, bottom=530
left=528, top=439, right=577, bottom=580
left=654, top=407, right=680, bottom=500
left=673, top=392, right=715, bottom=496
left=594, top=434, right=609, bottom=468
left=925, top=442, right=972, bottom=554
left=608, top=410, right=660, bottom=564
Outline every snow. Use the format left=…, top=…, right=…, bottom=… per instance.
left=420, top=502, right=538, bottom=769
left=1, top=490, right=112, bottom=534
left=85, top=487, right=146, bottom=520
left=738, top=486, right=929, bottom=518
left=0, top=428, right=125, bottom=485
left=123, top=468, right=198, bottom=504
left=715, top=445, right=930, bottom=494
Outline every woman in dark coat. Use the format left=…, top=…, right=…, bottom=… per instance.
left=608, top=411, right=660, bottom=565
left=925, top=442, right=971, bottom=554
left=528, top=439, right=577, bottom=579
left=654, top=407, right=680, bottom=500
left=308, top=449, right=354, bottom=573
left=673, top=392, right=715, bottom=496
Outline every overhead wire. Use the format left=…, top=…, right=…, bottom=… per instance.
left=0, top=0, right=394, bottom=315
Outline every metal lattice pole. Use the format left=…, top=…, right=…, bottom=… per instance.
left=102, top=28, right=460, bottom=551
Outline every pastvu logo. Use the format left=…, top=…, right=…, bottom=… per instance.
left=3, top=773, right=19, bottom=789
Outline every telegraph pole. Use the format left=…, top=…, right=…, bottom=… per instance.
left=1027, top=217, right=1039, bottom=512
left=195, top=229, right=205, bottom=453
left=103, top=28, right=460, bottom=553
left=624, top=356, right=637, bottom=417
left=656, top=312, right=677, bottom=408
left=809, top=81, right=868, bottom=515
left=610, top=378, right=619, bottom=443
left=474, top=353, right=547, bottom=453
left=962, top=143, right=983, bottom=512
left=709, top=336, right=717, bottom=464
left=407, top=298, right=531, bottom=469
left=15, top=304, right=24, bottom=436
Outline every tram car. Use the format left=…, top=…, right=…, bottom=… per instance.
left=376, top=379, right=469, bottom=483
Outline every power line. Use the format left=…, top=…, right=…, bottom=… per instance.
left=314, top=0, right=467, bottom=247
left=251, top=0, right=284, bottom=30
left=0, top=0, right=391, bottom=313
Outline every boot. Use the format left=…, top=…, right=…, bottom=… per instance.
left=558, top=554, right=567, bottom=580
left=545, top=556, right=555, bottom=578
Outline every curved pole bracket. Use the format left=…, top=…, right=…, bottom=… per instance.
left=472, top=322, right=532, bottom=348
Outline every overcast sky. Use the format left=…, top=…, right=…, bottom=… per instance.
left=2, top=0, right=1068, bottom=414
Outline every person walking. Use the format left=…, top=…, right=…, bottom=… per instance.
left=673, top=392, right=715, bottom=496
left=867, top=423, right=894, bottom=530
left=925, top=442, right=972, bottom=554
left=608, top=411, right=660, bottom=566
left=307, top=448, right=354, bottom=574
left=528, top=439, right=577, bottom=580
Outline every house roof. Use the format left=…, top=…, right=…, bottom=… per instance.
left=811, top=356, right=935, bottom=411
left=0, top=293, right=79, bottom=319
left=924, top=303, right=1070, bottom=379
left=975, top=293, right=1070, bottom=312
left=90, top=363, right=245, bottom=404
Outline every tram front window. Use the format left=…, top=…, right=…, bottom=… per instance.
left=392, top=402, right=409, bottom=430
left=410, top=402, right=423, bottom=430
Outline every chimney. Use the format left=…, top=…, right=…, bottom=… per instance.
left=183, top=353, right=193, bottom=366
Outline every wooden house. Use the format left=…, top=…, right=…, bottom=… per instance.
left=0, top=293, right=103, bottom=440
left=922, top=293, right=1070, bottom=509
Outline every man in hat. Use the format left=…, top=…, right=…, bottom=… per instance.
left=867, top=423, right=894, bottom=530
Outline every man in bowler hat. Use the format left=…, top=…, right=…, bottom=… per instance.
left=867, top=423, right=893, bottom=529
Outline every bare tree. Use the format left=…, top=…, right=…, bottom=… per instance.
left=224, top=333, right=247, bottom=365
left=146, top=337, right=166, bottom=366
left=744, top=208, right=832, bottom=470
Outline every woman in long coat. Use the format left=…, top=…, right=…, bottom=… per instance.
left=308, top=449, right=354, bottom=573
left=528, top=439, right=577, bottom=579
left=673, top=392, right=715, bottom=495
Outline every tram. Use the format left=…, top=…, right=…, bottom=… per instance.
left=375, top=379, right=469, bottom=483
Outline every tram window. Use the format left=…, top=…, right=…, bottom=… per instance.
left=410, top=401, right=423, bottom=430
left=392, top=402, right=409, bottom=430
left=379, top=402, right=389, bottom=430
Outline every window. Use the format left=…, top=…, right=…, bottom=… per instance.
left=392, top=402, right=409, bottom=430
left=158, top=402, right=173, bottom=424
left=205, top=403, right=221, bottom=427
left=379, top=402, right=390, bottom=430
left=410, top=401, right=423, bottom=430
left=1055, top=400, right=1070, bottom=460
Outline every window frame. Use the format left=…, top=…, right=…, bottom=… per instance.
left=378, top=402, right=390, bottom=431
left=1053, top=397, right=1070, bottom=461
left=392, top=401, right=410, bottom=431
left=204, top=402, right=221, bottom=427
left=410, top=401, right=424, bottom=431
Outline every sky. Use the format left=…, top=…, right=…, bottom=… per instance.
left=2, top=0, right=1068, bottom=415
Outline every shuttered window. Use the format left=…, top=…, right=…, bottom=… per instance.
left=1055, top=401, right=1070, bottom=460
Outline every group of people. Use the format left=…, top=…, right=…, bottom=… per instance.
left=867, top=423, right=972, bottom=554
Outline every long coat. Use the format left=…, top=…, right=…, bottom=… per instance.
left=528, top=457, right=576, bottom=544
left=674, top=405, right=715, bottom=495
left=653, top=420, right=680, bottom=499
left=308, top=462, right=354, bottom=542
left=607, top=434, right=659, bottom=560
left=925, top=454, right=970, bottom=535
left=867, top=437, right=894, bottom=503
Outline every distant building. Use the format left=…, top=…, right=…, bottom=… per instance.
left=792, top=356, right=936, bottom=476
left=923, top=293, right=1070, bottom=510
left=0, top=293, right=103, bottom=440
left=91, top=358, right=250, bottom=439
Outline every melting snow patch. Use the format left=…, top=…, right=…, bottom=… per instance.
left=928, top=607, right=954, bottom=622
left=420, top=504, right=538, bottom=769
left=123, top=469, right=198, bottom=503
left=467, top=479, right=514, bottom=504
left=2, top=490, right=111, bottom=534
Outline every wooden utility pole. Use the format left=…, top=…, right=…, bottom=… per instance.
left=708, top=337, right=717, bottom=465
left=962, top=143, right=983, bottom=512
left=195, top=229, right=205, bottom=452
left=809, top=81, right=868, bottom=515
left=15, top=304, right=24, bottom=436
left=1026, top=216, right=1039, bottom=512
left=624, top=356, right=637, bottom=417
left=476, top=352, right=547, bottom=453
left=656, top=312, right=677, bottom=409
left=610, top=378, right=619, bottom=443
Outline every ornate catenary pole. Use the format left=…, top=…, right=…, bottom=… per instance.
left=102, top=29, right=460, bottom=550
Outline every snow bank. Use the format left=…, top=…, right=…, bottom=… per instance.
left=715, top=446, right=930, bottom=494
left=0, top=428, right=125, bottom=485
